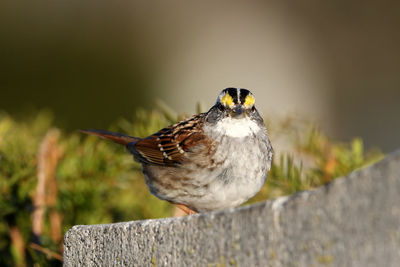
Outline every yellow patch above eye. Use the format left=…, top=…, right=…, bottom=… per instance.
left=244, top=95, right=255, bottom=107
left=220, top=93, right=234, bottom=107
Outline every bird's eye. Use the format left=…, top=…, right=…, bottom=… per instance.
left=251, top=106, right=256, bottom=112
left=218, top=104, right=224, bottom=111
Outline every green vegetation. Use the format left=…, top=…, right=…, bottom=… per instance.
left=0, top=108, right=384, bottom=266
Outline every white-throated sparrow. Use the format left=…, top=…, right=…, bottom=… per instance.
left=82, top=88, right=273, bottom=214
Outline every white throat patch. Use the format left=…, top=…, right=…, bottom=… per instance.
left=213, top=117, right=260, bottom=138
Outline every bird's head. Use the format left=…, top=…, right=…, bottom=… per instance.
left=215, top=87, right=256, bottom=119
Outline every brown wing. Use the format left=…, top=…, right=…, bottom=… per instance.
left=130, top=113, right=208, bottom=166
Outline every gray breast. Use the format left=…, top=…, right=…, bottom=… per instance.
left=211, top=131, right=272, bottom=187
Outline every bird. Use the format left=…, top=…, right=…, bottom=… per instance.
left=81, top=88, right=273, bottom=214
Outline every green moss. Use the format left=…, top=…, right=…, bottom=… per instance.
left=301, top=244, right=309, bottom=252
left=232, top=242, right=239, bottom=250
left=269, top=251, right=276, bottom=260
left=151, top=256, right=157, bottom=267
left=317, top=254, right=334, bottom=264
left=229, top=259, right=237, bottom=266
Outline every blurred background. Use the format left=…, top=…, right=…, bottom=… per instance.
left=1, top=1, right=398, bottom=265
left=1, top=0, right=399, bottom=152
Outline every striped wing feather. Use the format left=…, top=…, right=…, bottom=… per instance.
left=132, top=114, right=206, bottom=166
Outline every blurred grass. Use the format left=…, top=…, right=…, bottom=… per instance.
left=0, top=107, right=384, bottom=266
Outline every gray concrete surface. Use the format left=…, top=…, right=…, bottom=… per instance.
left=63, top=150, right=400, bottom=267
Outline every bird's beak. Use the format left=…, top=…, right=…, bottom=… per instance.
left=231, top=106, right=245, bottom=118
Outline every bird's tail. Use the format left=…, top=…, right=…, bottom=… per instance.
left=80, top=129, right=140, bottom=145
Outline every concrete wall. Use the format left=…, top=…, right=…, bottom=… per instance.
left=63, top=150, right=400, bottom=267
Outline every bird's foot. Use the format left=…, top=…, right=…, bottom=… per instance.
left=173, top=204, right=197, bottom=217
